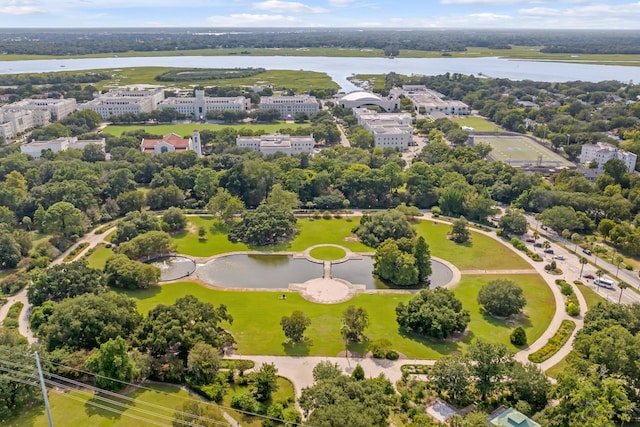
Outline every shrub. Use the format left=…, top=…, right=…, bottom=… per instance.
left=1, top=274, right=28, bottom=295
left=386, top=350, right=399, bottom=360
left=200, top=382, right=227, bottom=403
left=528, top=320, right=576, bottom=363
left=625, top=264, right=633, bottom=271
left=510, top=326, right=527, bottom=346
left=369, top=338, right=393, bottom=359
left=431, top=206, right=441, bottom=217
left=560, top=282, right=573, bottom=296
left=322, top=211, right=332, bottom=220
left=530, top=253, right=543, bottom=262
left=566, top=302, right=580, bottom=317
left=510, top=238, right=526, bottom=251
left=230, top=391, right=260, bottom=413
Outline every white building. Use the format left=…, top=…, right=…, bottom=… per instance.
left=159, top=90, right=250, bottom=120
left=580, top=142, right=637, bottom=173
left=140, top=130, right=202, bottom=157
left=0, top=97, right=77, bottom=141
left=79, top=88, right=164, bottom=120
left=338, top=91, right=399, bottom=112
left=20, top=136, right=105, bottom=159
left=236, top=133, right=314, bottom=156
left=11, top=98, right=77, bottom=120
left=258, top=95, right=318, bottom=119
left=353, top=108, right=413, bottom=150
left=394, top=85, right=469, bottom=116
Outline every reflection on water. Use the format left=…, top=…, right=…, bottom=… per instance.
left=197, top=254, right=453, bottom=290
left=149, top=256, right=196, bottom=281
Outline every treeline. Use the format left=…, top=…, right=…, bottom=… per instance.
left=0, top=71, right=109, bottom=86
left=1, top=29, right=640, bottom=55
left=155, top=67, right=265, bottom=82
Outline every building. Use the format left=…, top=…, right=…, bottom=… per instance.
left=489, top=407, right=540, bottom=427
left=79, top=88, right=164, bottom=120
left=20, top=136, right=105, bottom=159
left=258, top=95, right=318, bottom=119
left=579, top=141, right=637, bottom=173
left=13, top=98, right=77, bottom=120
left=353, top=108, right=413, bottom=150
left=0, top=97, right=76, bottom=141
left=337, top=91, right=399, bottom=112
left=159, top=90, right=250, bottom=120
left=140, top=130, right=202, bottom=157
left=393, top=85, right=470, bottom=116
left=236, top=133, right=314, bottom=156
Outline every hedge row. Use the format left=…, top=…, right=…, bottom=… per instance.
left=2, top=301, right=24, bottom=329
left=510, top=238, right=543, bottom=262
left=528, top=320, right=576, bottom=363
left=63, top=242, right=89, bottom=262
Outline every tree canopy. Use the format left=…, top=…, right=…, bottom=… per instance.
left=396, top=288, right=470, bottom=339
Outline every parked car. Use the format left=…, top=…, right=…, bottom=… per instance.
left=582, top=249, right=592, bottom=255
left=583, top=274, right=595, bottom=280
left=533, top=242, right=542, bottom=248
left=544, top=249, right=554, bottom=254
left=553, top=255, right=566, bottom=260
left=525, top=238, right=536, bottom=243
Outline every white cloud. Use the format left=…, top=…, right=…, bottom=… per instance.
left=329, top=0, right=354, bottom=6
left=0, top=0, right=45, bottom=15
left=207, top=13, right=298, bottom=26
left=441, top=0, right=538, bottom=4
left=252, top=0, right=328, bottom=14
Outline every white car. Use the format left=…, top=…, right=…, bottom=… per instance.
left=553, top=255, right=566, bottom=260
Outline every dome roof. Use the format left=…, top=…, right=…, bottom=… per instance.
left=340, top=91, right=383, bottom=102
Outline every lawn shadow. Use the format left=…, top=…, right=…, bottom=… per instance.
left=480, top=309, right=532, bottom=330
left=6, top=403, right=44, bottom=427
left=346, top=338, right=371, bottom=357
left=209, top=221, right=229, bottom=235
left=282, top=339, right=313, bottom=356
left=121, top=285, right=162, bottom=301
left=397, top=327, right=462, bottom=355
left=84, top=391, right=125, bottom=420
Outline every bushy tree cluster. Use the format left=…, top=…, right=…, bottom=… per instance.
left=374, top=236, right=431, bottom=286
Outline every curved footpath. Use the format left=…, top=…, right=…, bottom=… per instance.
left=0, top=212, right=595, bottom=396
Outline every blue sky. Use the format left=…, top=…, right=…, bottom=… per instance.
left=1, top=0, right=640, bottom=29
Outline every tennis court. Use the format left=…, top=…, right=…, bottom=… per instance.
left=473, top=134, right=574, bottom=167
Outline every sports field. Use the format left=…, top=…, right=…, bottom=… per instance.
left=474, top=134, right=573, bottom=167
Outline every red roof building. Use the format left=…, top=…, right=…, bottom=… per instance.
left=140, top=133, right=192, bottom=155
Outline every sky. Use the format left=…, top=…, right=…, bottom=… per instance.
left=1, top=0, right=640, bottom=29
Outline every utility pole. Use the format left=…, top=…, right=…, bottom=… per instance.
left=35, top=352, right=53, bottom=427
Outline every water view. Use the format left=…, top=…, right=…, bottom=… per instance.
left=196, top=254, right=453, bottom=290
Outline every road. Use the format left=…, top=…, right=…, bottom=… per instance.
left=524, top=214, right=640, bottom=305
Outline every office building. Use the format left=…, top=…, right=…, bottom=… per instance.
left=159, top=90, right=250, bottom=120
left=236, top=133, right=314, bottom=156
left=258, top=95, right=318, bottom=119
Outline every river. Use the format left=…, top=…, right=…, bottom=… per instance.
left=1, top=55, right=639, bottom=91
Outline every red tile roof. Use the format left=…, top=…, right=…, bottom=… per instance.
left=141, top=133, right=190, bottom=152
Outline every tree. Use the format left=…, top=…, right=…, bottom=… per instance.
left=146, top=184, right=185, bottom=210
left=468, top=340, right=512, bottom=401
left=116, top=190, right=146, bottom=214
left=0, top=345, right=43, bottom=422
left=598, top=218, right=616, bottom=239
left=615, top=255, right=624, bottom=278
left=252, top=363, right=278, bottom=402
left=187, top=342, right=221, bottom=386
left=499, top=209, right=528, bottom=235
left=117, top=230, right=175, bottom=260
left=280, top=310, right=311, bottom=343
left=42, top=201, right=87, bottom=237
left=506, top=362, right=551, bottom=413
left=228, top=203, right=297, bottom=246
left=266, top=183, right=300, bottom=211
left=341, top=306, right=369, bottom=343
left=478, top=279, right=526, bottom=317
left=510, top=326, right=527, bottom=346
left=430, top=353, right=471, bottom=403
left=104, top=254, right=160, bottom=289
left=0, top=232, right=21, bottom=269
left=579, top=256, right=588, bottom=277
left=373, top=239, right=418, bottom=286
left=312, top=361, right=342, bottom=382
left=355, top=209, right=416, bottom=248
left=86, top=336, right=137, bottom=391
left=396, top=288, right=470, bottom=339
left=618, top=281, right=630, bottom=303
left=537, top=205, right=583, bottom=233
left=207, top=188, right=245, bottom=225
left=413, top=236, right=432, bottom=282
left=41, top=292, right=141, bottom=351
left=113, top=211, right=162, bottom=245
left=449, top=216, right=471, bottom=243
left=352, top=364, right=365, bottom=381
left=28, top=260, right=105, bottom=306
left=162, top=207, right=186, bottom=232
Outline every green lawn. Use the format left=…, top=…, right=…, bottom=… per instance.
left=125, top=273, right=553, bottom=358
left=309, top=246, right=347, bottom=261
left=415, top=221, right=530, bottom=271
left=85, top=244, right=114, bottom=270
left=574, top=281, right=606, bottom=309
left=102, top=122, right=309, bottom=138
left=473, top=134, right=573, bottom=168
left=453, top=116, right=506, bottom=133
left=173, top=216, right=250, bottom=257
left=6, top=384, right=198, bottom=427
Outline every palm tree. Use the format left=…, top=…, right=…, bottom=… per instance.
left=571, top=233, right=582, bottom=253
left=542, top=240, right=551, bottom=257
left=533, top=231, right=540, bottom=241
left=579, top=257, right=588, bottom=277
left=618, top=281, right=630, bottom=303
left=596, top=269, right=605, bottom=292
left=593, top=245, right=603, bottom=266
left=615, top=255, right=624, bottom=278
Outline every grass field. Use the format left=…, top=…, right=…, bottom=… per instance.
left=83, top=67, right=340, bottom=91
left=102, top=122, right=309, bottom=138
left=125, top=272, right=553, bottom=358
left=309, top=246, right=347, bottom=261
left=4, top=46, right=640, bottom=66
left=574, top=281, right=607, bottom=309
left=473, top=134, right=574, bottom=168
left=86, top=244, right=114, bottom=270
left=453, top=116, right=506, bottom=133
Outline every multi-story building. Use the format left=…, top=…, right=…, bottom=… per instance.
left=0, top=97, right=76, bottom=141
left=338, top=91, right=399, bottom=112
left=353, top=108, right=413, bottom=150
left=140, top=130, right=202, bottom=157
left=236, top=133, right=314, bottom=156
left=159, top=90, right=250, bottom=120
left=79, top=88, right=164, bottom=120
left=20, top=136, right=106, bottom=159
left=258, top=95, right=318, bottom=119
left=580, top=142, right=637, bottom=173
left=14, top=98, right=77, bottom=120
left=393, top=85, right=470, bottom=116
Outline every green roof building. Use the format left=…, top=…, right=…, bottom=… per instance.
left=489, top=407, right=541, bottom=427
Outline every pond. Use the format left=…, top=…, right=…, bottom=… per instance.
left=196, top=254, right=453, bottom=290
left=149, top=256, right=196, bottom=281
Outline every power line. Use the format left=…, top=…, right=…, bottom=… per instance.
left=0, top=346, right=305, bottom=426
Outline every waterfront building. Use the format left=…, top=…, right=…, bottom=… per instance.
left=236, top=133, right=314, bottom=156
left=20, top=136, right=105, bottom=159
left=580, top=141, right=637, bottom=173
left=258, top=95, right=318, bottom=119
left=159, top=90, right=250, bottom=120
